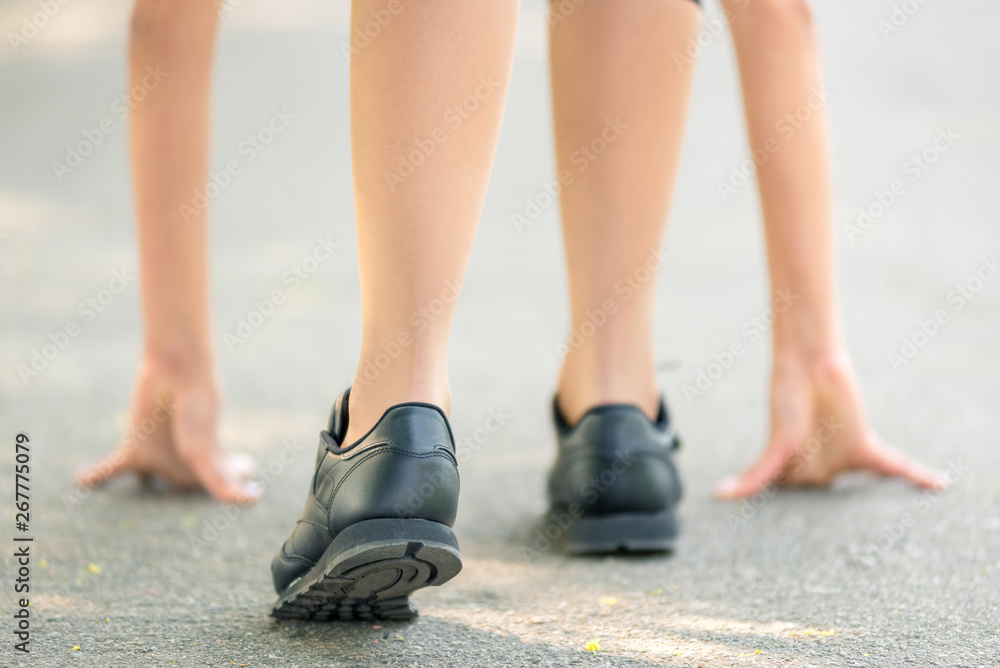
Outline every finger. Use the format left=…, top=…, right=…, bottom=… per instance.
left=184, top=448, right=261, bottom=505
left=75, top=450, right=134, bottom=489
left=862, top=444, right=948, bottom=491
left=226, top=452, right=259, bottom=482
left=715, top=442, right=791, bottom=500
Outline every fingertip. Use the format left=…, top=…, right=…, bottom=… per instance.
left=917, top=470, right=950, bottom=493
left=74, top=468, right=96, bottom=488
left=74, top=462, right=113, bottom=489
left=236, top=481, right=263, bottom=505
left=226, top=452, right=259, bottom=481
left=884, top=450, right=951, bottom=492
left=713, top=475, right=740, bottom=500
left=205, top=476, right=262, bottom=506
left=714, top=474, right=766, bottom=500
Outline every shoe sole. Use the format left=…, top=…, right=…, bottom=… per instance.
left=271, top=518, right=462, bottom=621
left=550, top=509, right=678, bottom=555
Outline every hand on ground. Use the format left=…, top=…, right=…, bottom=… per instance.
left=76, top=361, right=260, bottom=504
left=715, top=351, right=946, bottom=500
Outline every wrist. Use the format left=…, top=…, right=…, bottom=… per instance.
left=771, top=339, right=851, bottom=382
left=769, top=290, right=843, bottom=360
left=772, top=315, right=845, bottom=364
left=141, top=344, right=216, bottom=388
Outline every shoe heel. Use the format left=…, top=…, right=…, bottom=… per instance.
left=561, top=511, right=678, bottom=555
left=333, top=517, right=463, bottom=587
left=272, top=518, right=462, bottom=621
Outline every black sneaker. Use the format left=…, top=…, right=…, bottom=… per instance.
left=546, top=396, right=682, bottom=554
left=270, top=389, right=462, bottom=621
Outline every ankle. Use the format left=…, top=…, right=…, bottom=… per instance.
left=343, top=377, right=451, bottom=446
left=557, top=355, right=658, bottom=426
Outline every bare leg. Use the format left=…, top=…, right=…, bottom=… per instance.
left=714, top=0, right=944, bottom=497
left=551, top=0, right=701, bottom=424
left=342, top=0, right=519, bottom=444
left=77, top=0, right=257, bottom=503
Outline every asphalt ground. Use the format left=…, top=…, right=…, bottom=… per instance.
left=1, top=0, right=998, bottom=665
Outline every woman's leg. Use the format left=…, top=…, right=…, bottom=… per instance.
left=342, top=0, right=519, bottom=444
left=550, top=0, right=702, bottom=424
left=77, top=0, right=256, bottom=502
left=714, top=0, right=944, bottom=496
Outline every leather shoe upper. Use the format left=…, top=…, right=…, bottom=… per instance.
left=547, top=396, right=682, bottom=515
left=271, top=388, right=460, bottom=594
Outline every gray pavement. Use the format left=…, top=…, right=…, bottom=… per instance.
left=2, top=0, right=999, bottom=665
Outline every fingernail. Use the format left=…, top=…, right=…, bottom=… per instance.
left=713, top=475, right=738, bottom=499
left=238, top=481, right=263, bottom=504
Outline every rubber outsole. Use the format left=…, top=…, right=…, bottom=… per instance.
left=548, top=509, right=678, bottom=555
left=271, top=518, right=462, bottom=621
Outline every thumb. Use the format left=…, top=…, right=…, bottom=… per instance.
left=75, top=450, right=134, bottom=490
left=715, top=440, right=791, bottom=500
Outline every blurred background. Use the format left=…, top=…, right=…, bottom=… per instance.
left=1, top=0, right=998, bottom=665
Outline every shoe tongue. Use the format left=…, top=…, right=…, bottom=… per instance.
left=326, top=388, right=351, bottom=445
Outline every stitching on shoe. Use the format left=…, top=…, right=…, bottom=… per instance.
left=324, top=447, right=458, bottom=532
left=335, top=438, right=393, bottom=460
left=281, top=553, right=316, bottom=568
left=307, top=522, right=328, bottom=548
